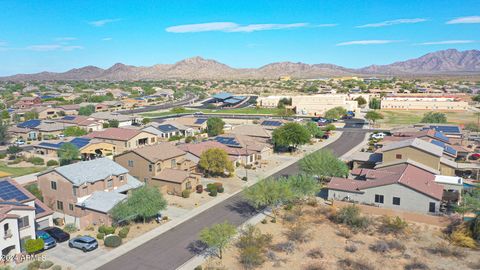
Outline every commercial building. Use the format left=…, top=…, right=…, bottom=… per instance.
left=381, top=95, right=468, bottom=111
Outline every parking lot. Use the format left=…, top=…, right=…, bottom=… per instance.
left=43, top=241, right=108, bottom=268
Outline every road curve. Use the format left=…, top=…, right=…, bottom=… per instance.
left=98, top=126, right=367, bottom=270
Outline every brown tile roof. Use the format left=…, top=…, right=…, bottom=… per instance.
left=153, top=168, right=190, bottom=184
left=179, top=141, right=247, bottom=158
left=85, top=128, right=144, bottom=141
left=230, top=125, right=271, bottom=138
left=123, top=143, right=185, bottom=162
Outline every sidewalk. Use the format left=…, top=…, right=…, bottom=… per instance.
left=79, top=132, right=342, bottom=270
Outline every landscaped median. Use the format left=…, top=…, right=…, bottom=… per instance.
left=139, top=107, right=290, bottom=118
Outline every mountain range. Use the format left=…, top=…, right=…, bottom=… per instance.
left=1, top=49, right=479, bottom=81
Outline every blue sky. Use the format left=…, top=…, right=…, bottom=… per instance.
left=0, top=0, right=479, bottom=75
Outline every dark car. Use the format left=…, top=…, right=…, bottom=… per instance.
left=68, top=236, right=98, bottom=252
left=43, top=227, right=70, bottom=243
left=36, top=230, right=57, bottom=250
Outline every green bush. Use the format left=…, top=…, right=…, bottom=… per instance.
left=97, top=233, right=105, bottom=240
left=209, top=188, right=218, bottom=197
left=194, top=266, right=202, bottom=270
left=46, top=160, right=59, bottom=166
left=39, top=260, right=54, bottom=269
left=118, top=227, right=130, bottom=239
left=333, top=205, right=370, bottom=230
left=99, top=225, right=116, bottom=235
left=27, top=157, right=45, bottom=165
left=27, top=261, right=42, bottom=270
left=52, top=265, right=62, bottom=270
left=25, top=239, right=44, bottom=254
left=380, top=216, right=409, bottom=234
left=206, top=183, right=217, bottom=193
left=0, top=266, right=12, bottom=270
left=217, top=186, right=224, bottom=193
left=63, top=223, right=77, bottom=233
left=104, top=235, right=122, bottom=248
left=182, top=189, right=191, bottom=198
left=0, top=153, right=6, bottom=159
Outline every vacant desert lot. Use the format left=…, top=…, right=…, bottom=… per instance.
left=377, top=110, right=479, bottom=128
left=203, top=204, right=479, bottom=270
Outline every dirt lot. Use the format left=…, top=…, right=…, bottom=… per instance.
left=203, top=203, right=479, bottom=270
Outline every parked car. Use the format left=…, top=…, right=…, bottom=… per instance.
left=68, top=236, right=98, bottom=252
left=469, top=153, right=480, bottom=160
left=36, top=230, right=57, bottom=250
left=371, top=133, right=386, bottom=140
left=14, top=139, right=25, bottom=146
left=43, top=227, right=70, bottom=242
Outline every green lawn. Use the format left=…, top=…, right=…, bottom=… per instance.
left=0, top=162, right=46, bottom=177
left=140, top=107, right=283, bottom=117
left=378, top=110, right=479, bottom=128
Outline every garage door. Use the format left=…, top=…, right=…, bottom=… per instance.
left=36, top=219, right=50, bottom=229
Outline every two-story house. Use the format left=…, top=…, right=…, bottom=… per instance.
left=37, top=158, right=143, bottom=228
left=13, top=97, right=42, bottom=109
left=1, top=179, right=53, bottom=256
left=114, top=143, right=199, bottom=196
left=85, top=128, right=158, bottom=154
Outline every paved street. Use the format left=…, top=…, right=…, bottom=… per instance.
left=99, top=123, right=367, bottom=270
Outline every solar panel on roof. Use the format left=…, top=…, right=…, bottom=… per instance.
left=157, top=124, right=178, bottom=132
left=261, top=120, right=282, bottom=127
left=215, top=137, right=241, bottom=147
left=35, top=202, right=45, bottom=214
left=0, top=181, right=29, bottom=201
left=431, top=140, right=457, bottom=156
left=433, top=131, right=449, bottom=142
left=62, top=116, right=76, bottom=120
left=17, top=119, right=41, bottom=129
left=70, top=138, right=91, bottom=149
left=195, top=118, right=208, bottom=124
left=430, top=125, right=461, bottom=134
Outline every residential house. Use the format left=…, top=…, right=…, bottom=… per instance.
left=31, top=106, right=62, bottom=120
left=37, top=158, right=143, bottom=228
left=214, top=134, right=272, bottom=162
left=1, top=179, right=53, bottom=256
left=327, top=162, right=443, bottom=214
left=114, top=143, right=199, bottom=195
left=90, top=112, right=138, bottom=127
left=85, top=128, right=157, bottom=154
left=35, top=137, right=115, bottom=160
left=178, top=141, right=253, bottom=166
left=165, top=117, right=208, bottom=133
left=229, top=124, right=271, bottom=139
left=13, top=97, right=41, bottom=109
left=55, top=104, right=80, bottom=115
left=55, top=115, right=103, bottom=132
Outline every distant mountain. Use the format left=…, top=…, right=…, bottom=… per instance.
left=1, top=49, right=479, bottom=81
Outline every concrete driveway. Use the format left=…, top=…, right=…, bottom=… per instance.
left=44, top=240, right=107, bottom=268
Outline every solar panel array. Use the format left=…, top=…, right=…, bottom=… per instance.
left=433, top=131, right=450, bottom=142
left=261, top=120, right=282, bottom=127
left=157, top=124, right=178, bottom=132
left=0, top=181, right=29, bottom=201
left=429, top=125, right=461, bottom=134
left=195, top=118, right=208, bottom=124
left=430, top=139, right=457, bottom=156
left=35, top=202, right=45, bottom=214
left=215, top=136, right=241, bottom=147
left=17, top=119, right=41, bottom=129
left=62, top=116, right=76, bottom=121
left=70, top=138, right=91, bottom=149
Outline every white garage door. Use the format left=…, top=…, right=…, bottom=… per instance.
left=36, top=219, right=50, bottom=229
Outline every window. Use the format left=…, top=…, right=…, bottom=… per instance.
left=392, top=197, right=401, bottom=205
left=119, top=175, right=124, bottom=182
left=51, top=181, right=57, bottom=190
left=57, top=201, right=64, bottom=211
left=429, top=202, right=436, bottom=213
left=69, top=204, right=74, bottom=211
left=72, top=187, right=77, bottom=196
left=148, top=164, right=153, bottom=172
left=128, top=160, right=134, bottom=167
left=18, top=216, right=29, bottom=229
left=374, top=194, right=384, bottom=204
left=395, top=154, right=402, bottom=159
left=107, top=179, right=113, bottom=188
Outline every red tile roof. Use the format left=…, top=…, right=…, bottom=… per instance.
left=85, top=128, right=144, bottom=141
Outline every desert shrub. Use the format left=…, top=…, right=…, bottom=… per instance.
left=194, top=266, right=202, bottom=270
left=336, top=227, right=353, bottom=239
left=25, top=238, right=44, bottom=254
left=97, top=233, right=105, bottom=240
left=99, top=225, right=116, bottom=235
left=283, top=213, right=297, bottom=223
left=304, top=261, right=326, bottom=270
left=47, top=159, right=59, bottom=166
left=27, top=261, right=42, bottom=270
left=196, top=185, right=203, bottom=193
left=284, top=203, right=294, bottom=211
left=27, top=157, right=44, bottom=165
left=306, top=248, right=324, bottom=259
left=273, top=241, right=295, bottom=254
left=337, top=258, right=374, bottom=270
left=209, top=188, right=218, bottom=197
left=119, top=227, right=130, bottom=238
left=369, top=240, right=390, bottom=253
left=236, top=225, right=273, bottom=269
left=286, top=222, right=311, bottom=243
left=85, top=225, right=95, bottom=231
left=63, top=223, right=77, bottom=233
left=345, top=244, right=358, bottom=253
left=104, top=235, right=122, bottom=247
left=450, top=228, right=477, bottom=248
left=426, top=242, right=466, bottom=257
left=182, top=189, right=191, bottom=198
left=52, top=266, right=62, bottom=270
left=206, top=183, right=217, bottom=192
left=242, top=176, right=248, bottom=181
left=306, top=198, right=318, bottom=207
left=261, top=219, right=267, bottom=224
left=39, top=260, right=54, bottom=269
left=333, top=205, right=371, bottom=230
left=380, top=216, right=409, bottom=234
left=404, top=259, right=429, bottom=270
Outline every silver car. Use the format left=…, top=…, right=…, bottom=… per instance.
left=68, top=235, right=98, bottom=252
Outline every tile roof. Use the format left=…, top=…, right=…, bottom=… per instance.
left=120, top=143, right=185, bottom=162
left=230, top=125, right=271, bottom=138
left=41, top=158, right=128, bottom=186
left=85, top=128, right=144, bottom=141
left=77, top=191, right=126, bottom=213
left=381, top=138, right=444, bottom=157
left=153, top=168, right=190, bottom=184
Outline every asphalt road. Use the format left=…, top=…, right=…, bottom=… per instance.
left=99, top=123, right=367, bottom=270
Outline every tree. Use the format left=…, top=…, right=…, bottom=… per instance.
left=0, top=121, right=8, bottom=145
left=199, top=221, right=236, bottom=259
left=108, top=119, right=119, bottom=128
left=1, top=110, right=9, bottom=120
left=365, top=110, right=384, bottom=126
left=277, top=98, right=292, bottom=109
left=421, top=112, right=447, bottom=123
left=369, top=98, right=381, bottom=109
left=305, top=122, right=324, bottom=139
left=206, top=117, right=225, bottom=137
left=199, top=148, right=234, bottom=176
left=473, top=94, right=480, bottom=102
left=58, top=143, right=80, bottom=165
left=300, top=149, right=349, bottom=180
left=236, top=225, right=273, bottom=268
left=142, top=118, right=151, bottom=125
left=24, top=111, right=39, bottom=120
left=324, top=107, right=347, bottom=120
left=110, top=186, right=167, bottom=224
left=283, top=174, right=322, bottom=200
left=271, top=122, right=310, bottom=151
left=244, top=178, right=293, bottom=219
left=63, top=126, right=87, bottom=137
left=455, top=188, right=480, bottom=217
left=78, top=105, right=95, bottom=116
left=355, top=96, right=367, bottom=106
left=6, top=145, right=22, bottom=156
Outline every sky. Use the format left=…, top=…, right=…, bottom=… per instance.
left=0, top=0, right=479, bottom=75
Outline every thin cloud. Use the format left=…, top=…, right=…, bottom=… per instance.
left=89, top=18, right=121, bottom=27
left=446, top=16, right=480, bottom=24
left=102, top=37, right=113, bottom=41
left=166, top=22, right=308, bottom=33
left=313, top=23, right=338, bottom=28
left=26, top=44, right=83, bottom=51
left=356, top=18, right=427, bottom=28
left=416, top=40, right=475, bottom=45
left=336, top=40, right=399, bottom=46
